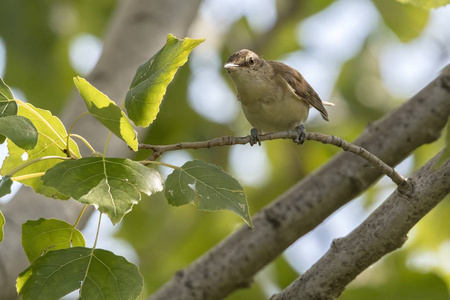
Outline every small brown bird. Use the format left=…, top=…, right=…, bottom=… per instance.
left=224, top=49, right=333, bottom=145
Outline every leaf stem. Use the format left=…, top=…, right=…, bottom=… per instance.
left=102, top=131, right=113, bottom=156
left=73, top=205, right=88, bottom=228
left=66, top=112, right=90, bottom=156
left=70, top=134, right=96, bottom=153
left=11, top=172, right=45, bottom=181
left=93, top=212, right=102, bottom=249
left=140, top=160, right=180, bottom=169
left=6, top=155, right=73, bottom=177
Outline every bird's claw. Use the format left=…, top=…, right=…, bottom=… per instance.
left=293, top=124, right=306, bottom=145
left=250, top=128, right=261, bottom=146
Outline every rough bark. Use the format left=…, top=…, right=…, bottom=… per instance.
left=148, top=68, right=450, bottom=300
left=0, top=0, right=201, bottom=298
left=271, top=152, right=450, bottom=299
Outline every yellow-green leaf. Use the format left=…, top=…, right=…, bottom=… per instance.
left=22, top=218, right=85, bottom=262
left=125, top=34, right=204, bottom=127
left=0, top=103, right=80, bottom=199
left=0, top=210, right=4, bottom=243
left=73, top=77, right=138, bottom=151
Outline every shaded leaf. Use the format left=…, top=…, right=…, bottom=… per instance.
left=125, top=34, right=204, bottom=127
left=0, top=103, right=80, bottom=199
left=396, top=0, right=450, bottom=10
left=42, top=157, right=164, bottom=224
left=22, top=218, right=85, bottom=263
left=0, top=77, right=18, bottom=144
left=373, top=0, right=428, bottom=42
left=0, top=210, right=4, bottom=243
left=0, top=176, right=13, bottom=199
left=0, top=115, right=38, bottom=150
left=17, top=247, right=143, bottom=300
left=164, top=160, right=252, bottom=227
left=74, top=76, right=138, bottom=151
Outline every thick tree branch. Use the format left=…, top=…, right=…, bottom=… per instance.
left=140, top=131, right=409, bottom=188
left=148, top=68, right=450, bottom=300
left=271, top=151, right=450, bottom=300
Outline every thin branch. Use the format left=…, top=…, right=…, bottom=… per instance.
left=140, top=131, right=410, bottom=189
left=271, top=151, right=450, bottom=300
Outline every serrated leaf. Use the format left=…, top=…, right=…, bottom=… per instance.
left=73, top=77, right=138, bottom=151
left=17, top=247, right=143, bottom=300
left=396, top=0, right=450, bottom=10
left=0, top=115, right=38, bottom=150
left=42, top=157, right=164, bottom=224
left=164, top=160, right=252, bottom=227
left=0, top=103, right=80, bottom=199
left=0, top=175, right=13, bottom=199
left=0, top=77, right=18, bottom=144
left=0, top=210, right=4, bottom=243
left=22, top=218, right=85, bottom=263
left=125, top=34, right=204, bottom=127
left=373, top=0, right=428, bottom=42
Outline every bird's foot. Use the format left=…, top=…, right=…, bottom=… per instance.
left=293, top=124, right=306, bottom=145
left=250, top=128, right=261, bottom=146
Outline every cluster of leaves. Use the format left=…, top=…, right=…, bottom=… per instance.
left=0, top=34, right=252, bottom=299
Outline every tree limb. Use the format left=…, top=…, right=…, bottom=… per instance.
left=140, top=131, right=409, bottom=188
left=271, top=151, right=450, bottom=300
left=148, top=67, right=450, bottom=300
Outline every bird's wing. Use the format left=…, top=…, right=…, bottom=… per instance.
left=271, top=61, right=329, bottom=121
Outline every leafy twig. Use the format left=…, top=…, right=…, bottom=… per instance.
left=139, top=131, right=410, bottom=189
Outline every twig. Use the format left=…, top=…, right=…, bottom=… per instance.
left=139, top=130, right=410, bottom=189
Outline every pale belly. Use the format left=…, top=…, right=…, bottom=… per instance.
left=240, top=93, right=309, bottom=133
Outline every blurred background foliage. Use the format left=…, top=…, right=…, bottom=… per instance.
left=0, top=0, right=449, bottom=299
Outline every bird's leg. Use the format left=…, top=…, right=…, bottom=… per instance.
left=293, top=124, right=306, bottom=145
left=250, top=128, right=261, bottom=146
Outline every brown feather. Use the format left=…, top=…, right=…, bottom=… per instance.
left=268, top=61, right=329, bottom=121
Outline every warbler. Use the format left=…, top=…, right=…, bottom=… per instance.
left=224, top=49, right=333, bottom=145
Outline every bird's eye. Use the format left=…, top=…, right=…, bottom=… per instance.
left=249, top=57, right=254, bottom=65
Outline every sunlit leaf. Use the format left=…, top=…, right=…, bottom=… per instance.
left=125, top=34, right=204, bottom=127
left=0, top=77, right=18, bottom=144
left=373, top=0, right=428, bottom=42
left=73, top=76, right=138, bottom=151
left=22, top=218, right=85, bottom=263
left=17, top=247, right=143, bottom=300
left=0, top=175, right=13, bottom=199
left=0, top=103, right=80, bottom=199
left=0, top=116, right=38, bottom=150
left=0, top=210, right=4, bottom=243
left=42, top=157, right=164, bottom=224
left=164, top=160, right=252, bottom=227
left=396, top=0, right=450, bottom=10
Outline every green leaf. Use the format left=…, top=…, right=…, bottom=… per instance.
left=434, top=119, right=450, bottom=169
left=42, top=157, right=164, bottom=224
left=22, top=218, right=85, bottom=263
left=164, top=160, right=253, bottom=227
left=396, top=0, right=450, bottom=10
left=0, top=103, right=80, bottom=199
left=0, top=176, right=13, bottom=199
left=373, top=0, right=429, bottom=42
left=17, top=247, right=143, bottom=300
left=73, top=76, right=138, bottom=151
left=0, top=115, right=38, bottom=150
left=0, top=210, right=4, bottom=243
left=125, top=34, right=204, bottom=127
left=0, top=77, right=18, bottom=144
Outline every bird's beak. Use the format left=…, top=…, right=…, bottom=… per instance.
left=224, top=63, right=239, bottom=69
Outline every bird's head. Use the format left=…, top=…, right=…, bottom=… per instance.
left=224, top=49, right=264, bottom=78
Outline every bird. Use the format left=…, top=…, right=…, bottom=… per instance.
left=224, top=49, right=334, bottom=145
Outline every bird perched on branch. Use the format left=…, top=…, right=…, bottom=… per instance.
left=224, top=49, right=334, bottom=145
